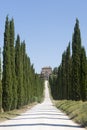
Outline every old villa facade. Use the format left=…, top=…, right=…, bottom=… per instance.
left=40, top=66, right=52, bottom=80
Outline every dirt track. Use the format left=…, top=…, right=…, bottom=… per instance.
left=0, top=80, right=85, bottom=130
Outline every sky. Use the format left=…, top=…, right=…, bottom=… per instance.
left=0, top=0, right=87, bottom=73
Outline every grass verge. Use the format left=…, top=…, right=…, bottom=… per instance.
left=0, top=102, right=37, bottom=122
left=54, top=100, right=87, bottom=129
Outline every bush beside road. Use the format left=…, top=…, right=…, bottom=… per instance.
left=54, top=100, right=87, bottom=129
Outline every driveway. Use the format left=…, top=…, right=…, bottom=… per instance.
left=0, top=80, right=85, bottom=130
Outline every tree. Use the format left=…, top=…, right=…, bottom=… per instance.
left=10, top=18, right=17, bottom=109
left=21, top=41, right=26, bottom=105
left=25, top=54, right=31, bottom=104
left=65, top=43, right=71, bottom=99
left=2, top=16, right=12, bottom=111
left=15, top=35, right=23, bottom=108
left=49, top=43, right=71, bottom=100
left=80, top=47, right=87, bottom=101
left=0, top=47, right=2, bottom=111
left=0, top=48, right=1, bottom=80
left=72, top=19, right=82, bottom=100
left=61, top=51, right=67, bottom=99
left=49, top=74, right=57, bottom=99
left=50, top=18, right=87, bottom=101
left=56, top=65, right=62, bottom=99
left=20, top=42, right=25, bottom=106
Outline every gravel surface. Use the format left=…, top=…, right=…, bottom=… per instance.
left=0, top=80, right=85, bottom=130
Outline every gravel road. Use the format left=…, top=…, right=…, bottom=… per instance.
left=0, top=80, right=85, bottom=130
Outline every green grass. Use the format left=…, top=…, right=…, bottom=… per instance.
left=54, top=100, right=87, bottom=128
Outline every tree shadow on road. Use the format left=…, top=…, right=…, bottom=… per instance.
left=8, top=116, right=70, bottom=120
left=0, top=123, right=84, bottom=128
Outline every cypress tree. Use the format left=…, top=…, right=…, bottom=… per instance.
left=26, top=55, right=31, bottom=103
left=80, top=47, right=87, bottom=101
left=56, top=65, right=62, bottom=99
left=1, top=16, right=44, bottom=111
left=86, top=59, right=87, bottom=100
left=50, top=18, right=87, bottom=101
left=61, top=51, right=67, bottom=99
left=2, top=16, right=12, bottom=111
left=72, top=19, right=81, bottom=100
left=65, top=43, right=71, bottom=99
left=30, top=64, right=35, bottom=102
left=20, top=42, right=24, bottom=106
left=10, top=18, right=17, bottom=109
left=0, top=47, right=2, bottom=111
left=21, top=42, right=26, bottom=105
left=0, top=48, right=1, bottom=79
left=15, top=35, right=22, bottom=108
left=35, top=74, right=44, bottom=102
left=52, top=69, right=57, bottom=99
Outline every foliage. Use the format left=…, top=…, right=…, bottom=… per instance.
left=2, top=16, right=44, bottom=111
left=80, top=47, right=87, bottom=101
left=0, top=47, right=2, bottom=111
left=10, top=19, right=17, bottom=109
left=2, top=16, right=12, bottom=111
left=72, top=19, right=82, bottom=100
left=55, top=100, right=87, bottom=127
left=49, top=19, right=87, bottom=101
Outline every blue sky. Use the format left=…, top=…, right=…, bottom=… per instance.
left=0, top=0, right=87, bottom=73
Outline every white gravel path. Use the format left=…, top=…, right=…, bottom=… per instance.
left=0, top=80, right=85, bottom=130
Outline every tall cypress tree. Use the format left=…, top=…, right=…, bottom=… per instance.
left=65, top=43, right=71, bottom=99
left=10, top=18, right=17, bottom=109
left=72, top=19, right=81, bottom=100
left=20, top=42, right=24, bottom=106
left=21, top=41, right=27, bottom=105
left=0, top=48, right=1, bottom=80
left=86, top=59, right=87, bottom=100
left=15, top=35, right=23, bottom=108
left=0, top=47, right=2, bottom=111
left=50, top=18, right=87, bottom=101
left=56, top=65, right=62, bottom=99
left=1, top=16, right=44, bottom=111
left=15, top=35, right=20, bottom=108
left=2, top=16, right=12, bottom=111
left=61, top=51, right=66, bottom=99
left=26, top=57, right=30, bottom=103
left=80, top=47, right=87, bottom=101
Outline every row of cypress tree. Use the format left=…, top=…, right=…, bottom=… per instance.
left=49, top=19, right=87, bottom=101
left=0, top=16, right=44, bottom=112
